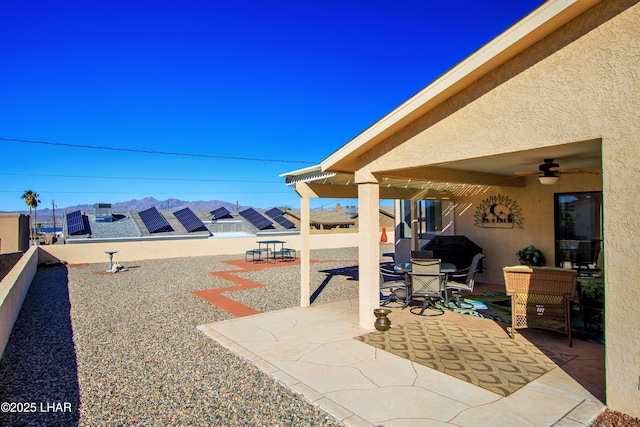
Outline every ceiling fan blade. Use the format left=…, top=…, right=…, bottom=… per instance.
left=514, top=170, right=538, bottom=176
left=556, top=168, right=601, bottom=174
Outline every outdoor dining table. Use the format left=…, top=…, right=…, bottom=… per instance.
left=256, top=240, right=287, bottom=263
left=393, top=262, right=456, bottom=274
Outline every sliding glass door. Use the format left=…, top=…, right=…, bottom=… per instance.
left=555, top=191, right=603, bottom=274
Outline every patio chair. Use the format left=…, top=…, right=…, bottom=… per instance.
left=380, top=264, right=408, bottom=307
left=407, top=258, right=445, bottom=316
left=445, top=253, right=485, bottom=308
left=575, top=240, right=601, bottom=277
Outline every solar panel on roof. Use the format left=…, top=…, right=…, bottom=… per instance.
left=239, top=208, right=273, bottom=230
left=174, top=208, right=208, bottom=233
left=67, top=210, right=87, bottom=235
left=139, top=207, right=173, bottom=233
left=264, top=207, right=295, bottom=229
left=210, top=207, right=233, bottom=219
left=265, top=207, right=284, bottom=219
left=273, top=215, right=296, bottom=229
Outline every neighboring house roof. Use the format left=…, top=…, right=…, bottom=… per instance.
left=285, top=207, right=394, bottom=225
left=63, top=207, right=296, bottom=242
left=379, top=206, right=395, bottom=219
left=285, top=210, right=355, bottom=225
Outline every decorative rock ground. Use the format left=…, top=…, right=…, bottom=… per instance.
left=0, top=248, right=364, bottom=426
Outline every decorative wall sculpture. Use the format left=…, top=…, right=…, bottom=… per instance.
left=474, top=194, right=523, bottom=229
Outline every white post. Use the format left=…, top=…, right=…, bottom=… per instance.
left=299, top=194, right=311, bottom=307
left=357, top=179, right=380, bottom=329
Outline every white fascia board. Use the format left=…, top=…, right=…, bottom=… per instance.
left=279, top=164, right=322, bottom=178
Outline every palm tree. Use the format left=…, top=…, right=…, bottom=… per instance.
left=32, top=192, right=41, bottom=243
left=20, top=190, right=41, bottom=243
left=21, top=190, right=35, bottom=241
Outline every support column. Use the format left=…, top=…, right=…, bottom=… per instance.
left=299, top=194, right=311, bottom=307
left=411, top=200, right=419, bottom=251
left=357, top=179, right=380, bottom=329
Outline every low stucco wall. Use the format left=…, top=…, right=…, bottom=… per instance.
left=39, top=232, right=362, bottom=265
left=0, top=252, right=24, bottom=282
left=0, top=247, right=38, bottom=359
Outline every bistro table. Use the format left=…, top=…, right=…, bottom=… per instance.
left=257, top=240, right=287, bottom=263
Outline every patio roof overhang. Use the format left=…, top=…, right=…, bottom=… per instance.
left=280, top=138, right=602, bottom=200
left=281, top=164, right=505, bottom=200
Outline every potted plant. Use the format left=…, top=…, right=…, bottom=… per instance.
left=516, top=245, right=546, bottom=266
left=580, top=280, right=604, bottom=331
left=581, top=280, right=605, bottom=303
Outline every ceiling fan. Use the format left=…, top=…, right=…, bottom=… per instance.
left=514, top=158, right=600, bottom=184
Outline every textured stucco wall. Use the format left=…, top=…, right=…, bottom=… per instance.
left=0, top=214, right=29, bottom=254
left=355, top=0, right=639, bottom=415
left=453, top=173, right=602, bottom=285
left=0, top=247, right=37, bottom=360
left=0, top=252, right=24, bottom=282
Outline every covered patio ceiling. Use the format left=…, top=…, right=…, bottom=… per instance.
left=282, top=139, right=602, bottom=200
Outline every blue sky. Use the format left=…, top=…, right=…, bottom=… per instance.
left=1, top=0, right=542, bottom=212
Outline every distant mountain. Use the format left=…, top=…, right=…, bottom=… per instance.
left=108, top=197, right=243, bottom=213
left=2, top=197, right=253, bottom=226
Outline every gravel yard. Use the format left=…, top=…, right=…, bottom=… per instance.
left=0, top=248, right=364, bottom=426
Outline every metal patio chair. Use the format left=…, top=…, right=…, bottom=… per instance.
left=380, top=264, right=408, bottom=307
left=407, top=258, right=446, bottom=316
left=445, top=253, right=485, bottom=308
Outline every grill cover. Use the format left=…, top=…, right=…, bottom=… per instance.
left=422, top=236, right=483, bottom=271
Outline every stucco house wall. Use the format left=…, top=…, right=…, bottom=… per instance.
left=347, top=0, right=638, bottom=415
left=0, top=214, right=30, bottom=254
left=453, top=173, right=602, bottom=285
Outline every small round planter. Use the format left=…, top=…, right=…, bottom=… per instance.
left=373, top=308, right=392, bottom=331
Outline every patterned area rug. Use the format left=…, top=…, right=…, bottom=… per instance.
left=435, top=291, right=512, bottom=322
left=355, top=318, right=576, bottom=396
left=440, top=292, right=604, bottom=344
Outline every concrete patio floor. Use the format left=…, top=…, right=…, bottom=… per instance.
left=198, top=296, right=605, bottom=427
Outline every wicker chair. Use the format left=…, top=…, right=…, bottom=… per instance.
left=503, top=266, right=578, bottom=346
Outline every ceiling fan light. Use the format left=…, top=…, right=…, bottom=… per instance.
left=539, top=175, right=559, bottom=185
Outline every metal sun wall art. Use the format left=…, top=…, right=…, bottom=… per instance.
left=474, top=194, right=523, bottom=229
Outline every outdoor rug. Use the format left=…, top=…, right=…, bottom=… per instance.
left=437, top=291, right=604, bottom=344
left=435, top=291, right=512, bottom=322
left=355, top=318, right=576, bottom=396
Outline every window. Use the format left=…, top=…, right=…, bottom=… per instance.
left=399, top=199, right=449, bottom=238
left=555, top=192, right=603, bottom=269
